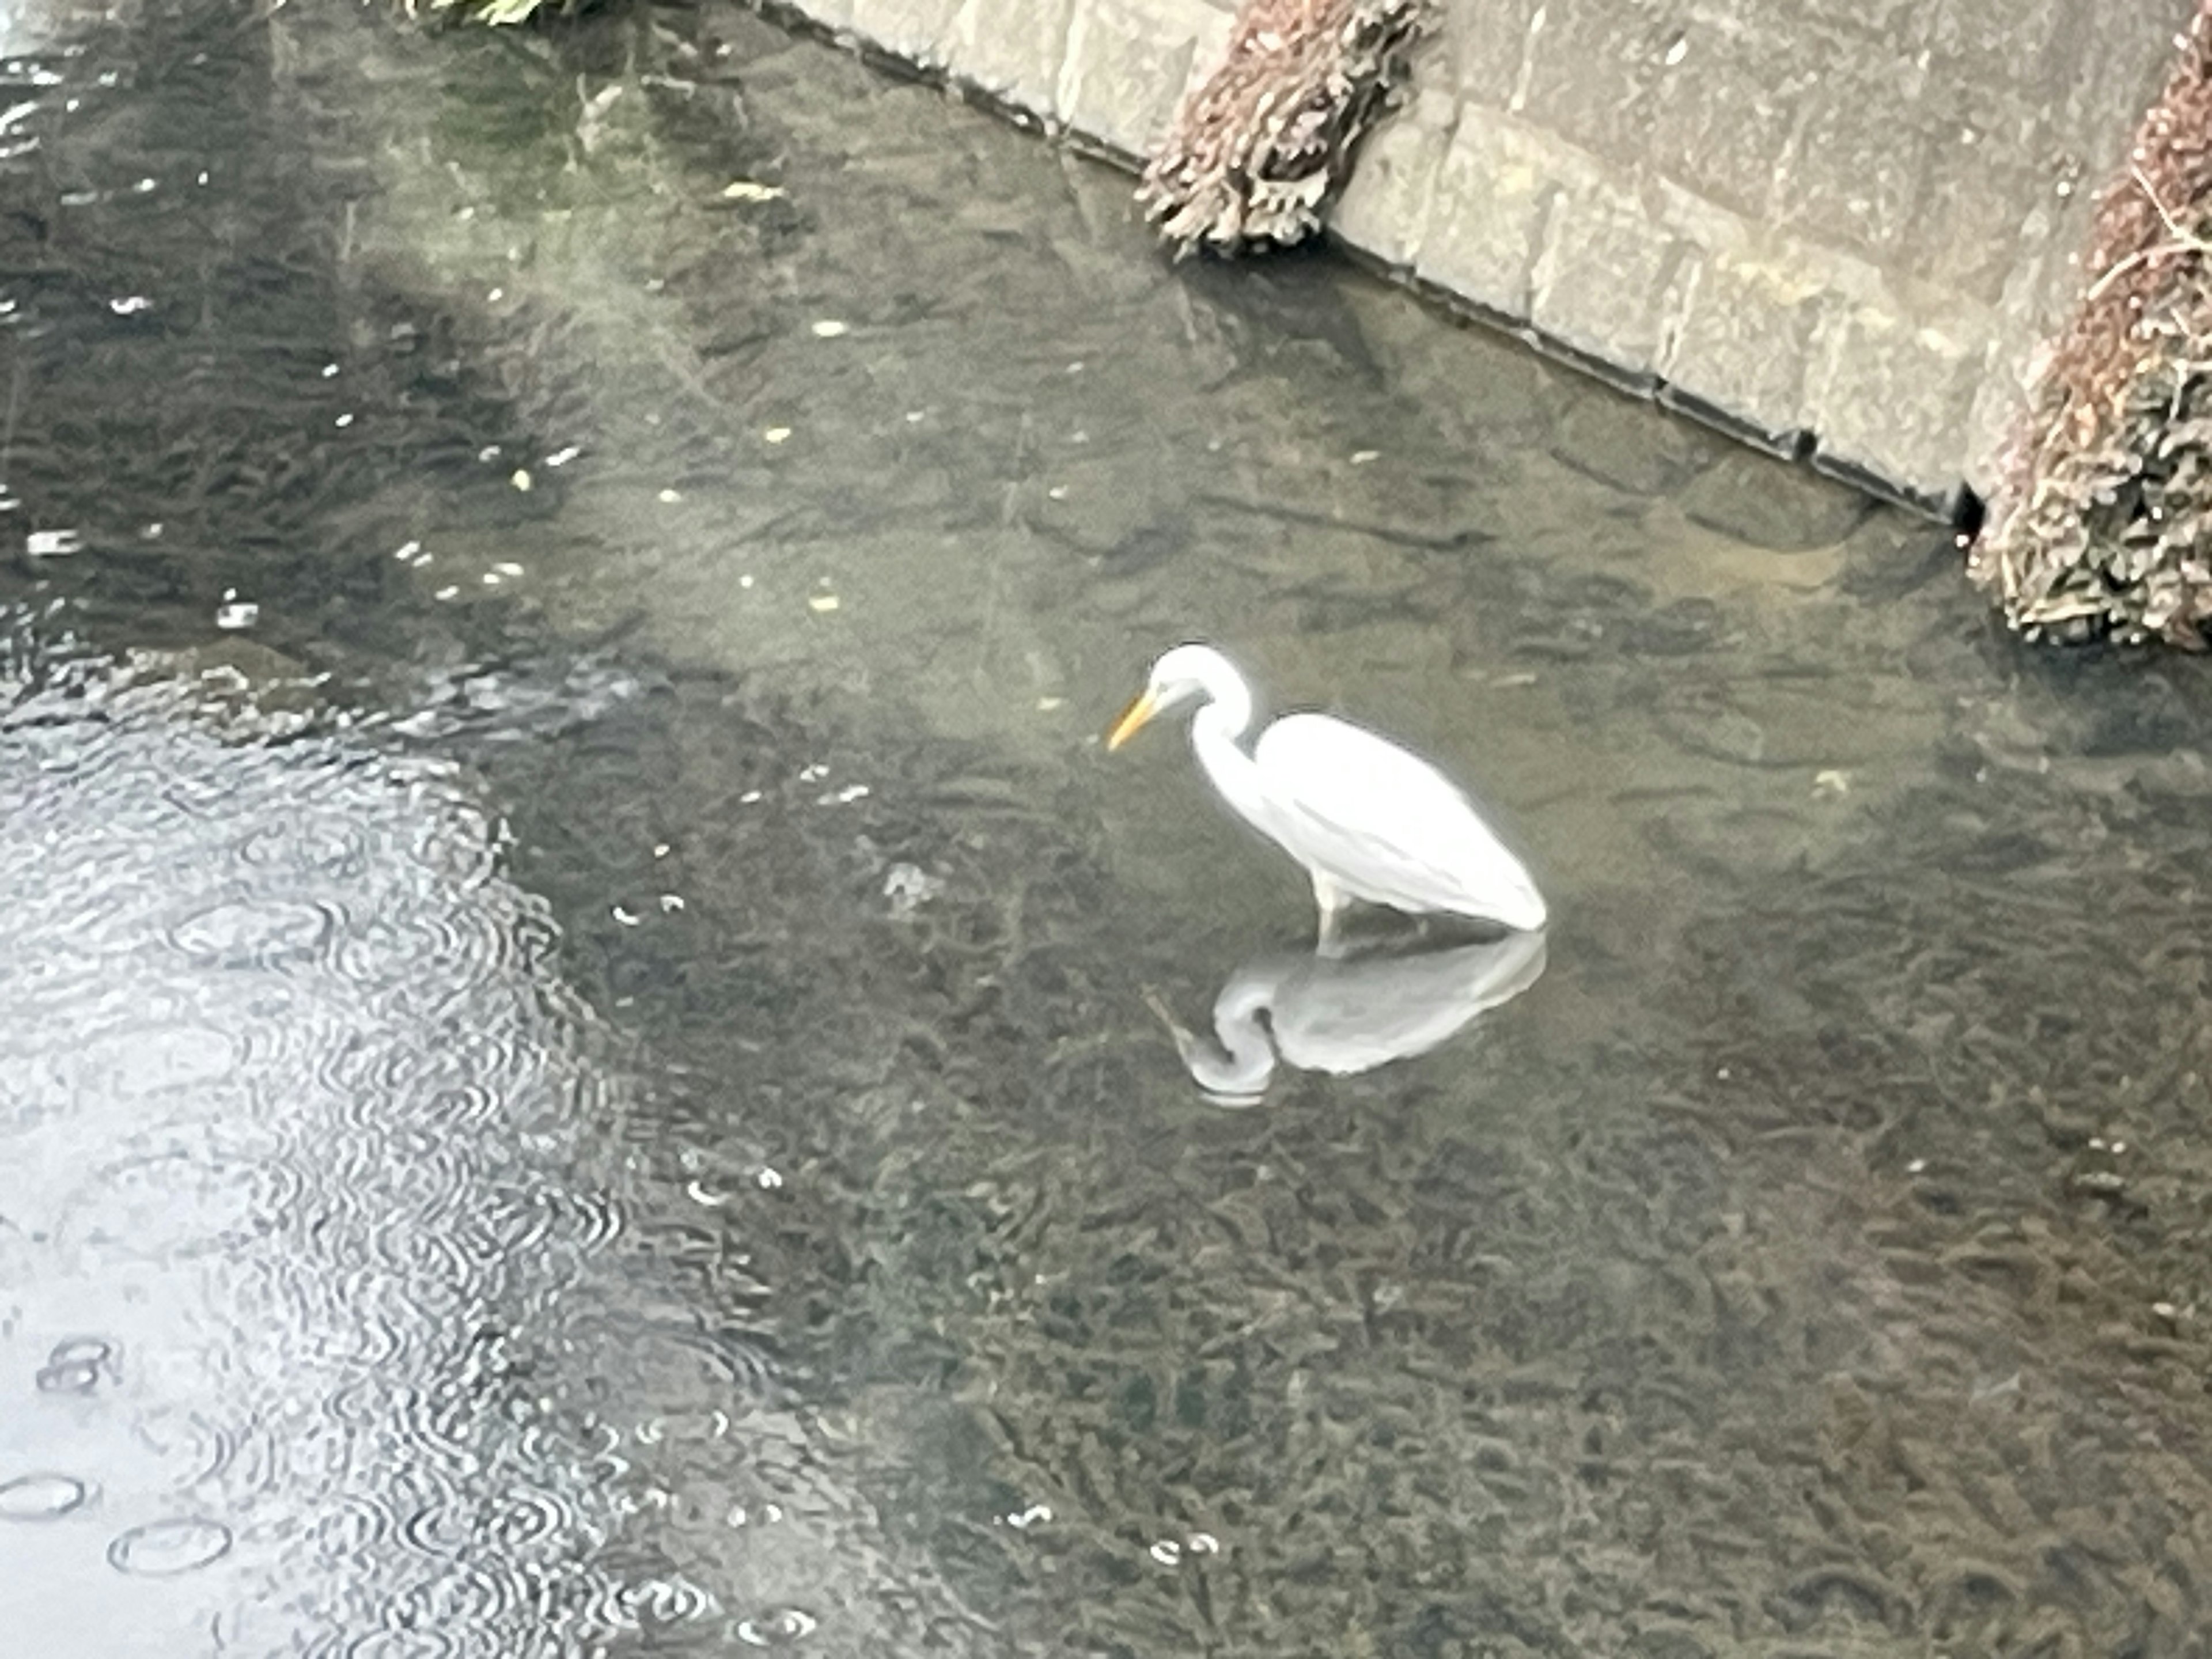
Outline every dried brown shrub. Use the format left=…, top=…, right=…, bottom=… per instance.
left=1972, top=0, right=2212, bottom=647
left=1138, top=0, right=1429, bottom=256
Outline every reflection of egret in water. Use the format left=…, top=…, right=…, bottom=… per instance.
left=1147, top=930, right=1547, bottom=1106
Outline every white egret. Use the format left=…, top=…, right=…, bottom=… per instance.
left=1107, top=643, right=1546, bottom=946
left=1150, top=929, right=1548, bottom=1106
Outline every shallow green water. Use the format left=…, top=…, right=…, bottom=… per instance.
left=5, top=3, right=2212, bottom=1656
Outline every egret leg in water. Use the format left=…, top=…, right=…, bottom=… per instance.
left=1108, top=643, right=1547, bottom=949
left=1312, top=870, right=1349, bottom=953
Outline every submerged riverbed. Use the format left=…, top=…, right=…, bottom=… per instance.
left=6, top=3, right=2212, bottom=1656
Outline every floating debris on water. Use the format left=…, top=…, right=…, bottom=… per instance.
left=883, top=862, right=944, bottom=915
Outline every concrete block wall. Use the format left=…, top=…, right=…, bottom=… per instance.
left=786, top=0, right=2195, bottom=512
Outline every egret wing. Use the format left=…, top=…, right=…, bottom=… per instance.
left=1252, top=713, right=1544, bottom=926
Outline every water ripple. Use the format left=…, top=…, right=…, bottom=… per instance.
left=342, top=1632, right=456, bottom=1659
left=129, top=1405, right=236, bottom=1490
left=107, top=1516, right=234, bottom=1574
left=1, top=638, right=763, bottom=1650
left=165, top=895, right=335, bottom=968
left=35, top=1335, right=118, bottom=1393
left=62, top=1143, right=303, bottom=1259
left=310, top=1494, right=395, bottom=1562
left=0, top=1472, right=94, bottom=1520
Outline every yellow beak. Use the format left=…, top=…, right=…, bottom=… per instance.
left=1105, top=690, right=1160, bottom=751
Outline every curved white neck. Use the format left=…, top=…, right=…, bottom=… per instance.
left=1186, top=683, right=1267, bottom=828
left=1184, top=973, right=1279, bottom=1099
left=1189, top=657, right=1255, bottom=740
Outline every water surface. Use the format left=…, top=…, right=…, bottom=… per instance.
left=5, top=3, right=2212, bottom=1656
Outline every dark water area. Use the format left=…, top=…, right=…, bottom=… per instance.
left=7, top=2, right=2212, bottom=1656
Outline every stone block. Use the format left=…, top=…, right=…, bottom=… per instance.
left=1328, top=81, right=1458, bottom=271
left=847, top=0, right=964, bottom=66
left=2048, top=0, right=2179, bottom=160
left=1962, top=324, right=2035, bottom=501
left=1529, top=176, right=1698, bottom=381
left=1645, top=17, right=1808, bottom=222
left=1804, top=300, right=1987, bottom=499
left=1517, top=0, right=1668, bottom=169
left=948, top=0, right=1074, bottom=113
left=1446, top=0, right=1544, bottom=110
left=1771, top=55, right=1934, bottom=265
left=1903, top=138, right=2052, bottom=308
left=1661, top=251, right=1824, bottom=444
left=1786, top=0, right=1932, bottom=42
left=1929, top=0, right=2076, bottom=97
left=1414, top=107, right=1558, bottom=316
left=791, top=0, right=857, bottom=29
left=1056, top=0, right=1210, bottom=157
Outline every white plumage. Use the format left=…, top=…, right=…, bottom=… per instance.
left=1108, top=643, right=1547, bottom=947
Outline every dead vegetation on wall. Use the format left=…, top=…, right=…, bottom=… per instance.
left=1972, top=0, right=2212, bottom=647
left=1138, top=0, right=1427, bottom=256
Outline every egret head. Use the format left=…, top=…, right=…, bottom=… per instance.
left=1107, top=643, right=1246, bottom=749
